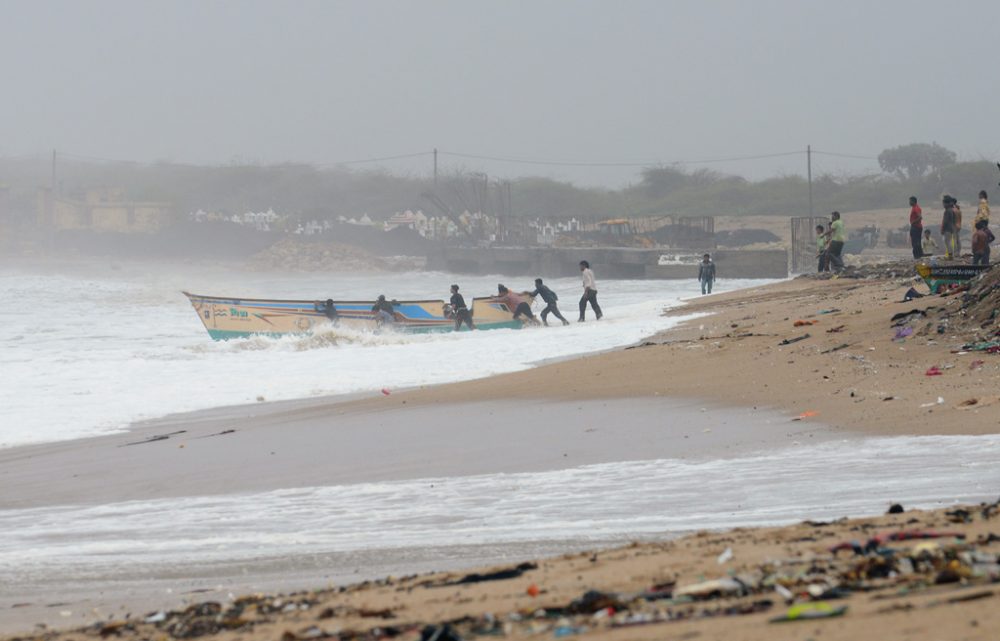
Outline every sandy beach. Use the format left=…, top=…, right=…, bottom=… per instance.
left=3, top=266, right=999, bottom=640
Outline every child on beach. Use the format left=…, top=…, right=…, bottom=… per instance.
left=816, top=224, right=829, bottom=272
left=922, top=229, right=938, bottom=256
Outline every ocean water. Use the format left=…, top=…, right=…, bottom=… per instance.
left=0, top=261, right=767, bottom=449
left=2, top=260, right=998, bottom=607
left=1, top=434, right=997, bottom=583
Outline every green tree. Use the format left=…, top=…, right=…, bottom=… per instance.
left=639, top=166, right=691, bottom=199
left=877, top=142, right=956, bottom=180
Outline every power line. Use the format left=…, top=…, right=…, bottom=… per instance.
left=812, top=150, right=879, bottom=161
left=0, top=152, right=50, bottom=162
left=439, top=149, right=806, bottom=167
left=53, top=150, right=435, bottom=168
left=317, top=151, right=433, bottom=166
left=11, top=147, right=883, bottom=171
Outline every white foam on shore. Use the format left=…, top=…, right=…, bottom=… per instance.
left=1, top=434, right=996, bottom=582
left=0, top=263, right=770, bottom=449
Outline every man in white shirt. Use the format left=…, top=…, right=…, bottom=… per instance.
left=578, top=260, right=602, bottom=321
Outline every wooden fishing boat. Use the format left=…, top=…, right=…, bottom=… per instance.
left=183, top=291, right=532, bottom=340
left=915, top=262, right=992, bottom=294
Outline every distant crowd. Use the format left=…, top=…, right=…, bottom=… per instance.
left=907, top=191, right=993, bottom=266
left=816, top=189, right=994, bottom=273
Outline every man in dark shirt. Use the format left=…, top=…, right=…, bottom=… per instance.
left=316, top=298, right=339, bottom=321
left=371, top=294, right=396, bottom=325
left=529, top=278, right=570, bottom=326
left=698, top=254, right=716, bottom=295
left=908, top=196, right=923, bottom=260
left=449, top=284, right=475, bottom=331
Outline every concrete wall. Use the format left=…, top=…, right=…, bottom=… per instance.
left=37, top=188, right=173, bottom=233
left=645, top=249, right=788, bottom=280
left=91, top=205, right=130, bottom=231
left=428, top=246, right=788, bottom=280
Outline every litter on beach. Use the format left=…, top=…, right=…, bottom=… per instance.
left=770, top=603, right=847, bottom=623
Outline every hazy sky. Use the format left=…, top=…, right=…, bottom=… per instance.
left=2, top=0, right=998, bottom=186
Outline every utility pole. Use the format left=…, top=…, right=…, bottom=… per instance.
left=47, top=149, right=57, bottom=251
left=482, top=173, right=489, bottom=215
left=433, top=148, right=438, bottom=186
left=807, top=145, right=813, bottom=217
left=506, top=181, right=512, bottom=244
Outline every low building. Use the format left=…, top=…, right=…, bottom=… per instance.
left=37, top=187, right=174, bottom=233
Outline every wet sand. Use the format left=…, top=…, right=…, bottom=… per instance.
left=0, top=398, right=829, bottom=633
left=0, top=398, right=828, bottom=509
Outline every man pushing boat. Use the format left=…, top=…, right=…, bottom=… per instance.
left=371, top=295, right=396, bottom=325
left=529, top=278, right=569, bottom=326
left=449, top=284, right=475, bottom=331
left=493, top=285, right=539, bottom=325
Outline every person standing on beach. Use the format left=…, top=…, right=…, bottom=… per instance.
left=908, top=196, right=923, bottom=260
left=578, top=260, right=602, bottom=321
left=530, top=278, right=569, bottom=326
left=816, top=224, right=829, bottom=272
left=971, top=220, right=990, bottom=266
left=976, top=190, right=990, bottom=226
left=975, top=190, right=993, bottom=249
left=953, top=199, right=964, bottom=256
left=826, top=212, right=845, bottom=273
left=449, top=284, right=475, bottom=331
left=698, top=253, right=716, bottom=295
left=941, top=196, right=958, bottom=259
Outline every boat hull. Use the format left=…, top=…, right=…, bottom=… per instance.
left=183, top=292, right=528, bottom=340
left=915, top=263, right=992, bottom=293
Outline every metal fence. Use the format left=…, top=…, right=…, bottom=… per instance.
left=790, top=216, right=830, bottom=274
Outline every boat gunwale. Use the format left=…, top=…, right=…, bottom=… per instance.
left=182, top=291, right=522, bottom=306
left=183, top=291, right=454, bottom=306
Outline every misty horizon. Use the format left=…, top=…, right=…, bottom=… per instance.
left=3, top=0, right=998, bottom=188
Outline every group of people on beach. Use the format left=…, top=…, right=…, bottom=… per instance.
left=816, top=189, right=995, bottom=274
left=370, top=260, right=604, bottom=331
left=909, top=191, right=993, bottom=265
left=451, top=260, right=602, bottom=329
left=815, top=211, right=847, bottom=273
